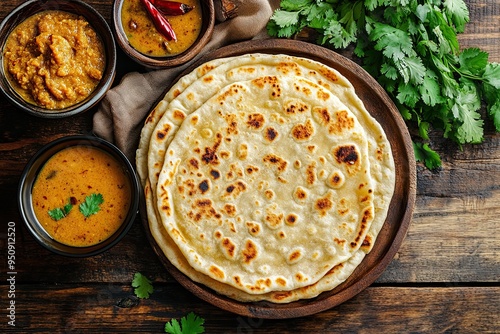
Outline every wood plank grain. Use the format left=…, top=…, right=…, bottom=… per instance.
left=0, top=219, right=174, bottom=284
left=378, top=131, right=500, bottom=283
left=1, top=285, right=498, bottom=332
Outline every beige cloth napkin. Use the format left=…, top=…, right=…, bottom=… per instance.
left=93, top=0, right=280, bottom=161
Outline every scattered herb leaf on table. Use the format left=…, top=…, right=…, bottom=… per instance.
left=132, top=272, right=154, bottom=299
left=165, top=312, right=205, bottom=334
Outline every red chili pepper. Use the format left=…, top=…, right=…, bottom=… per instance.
left=150, top=0, right=193, bottom=16
left=140, top=0, right=177, bottom=41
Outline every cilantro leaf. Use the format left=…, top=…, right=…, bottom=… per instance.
left=413, top=142, right=442, bottom=170
left=306, top=2, right=336, bottom=28
left=48, top=207, right=66, bottom=221
left=482, top=80, right=500, bottom=131
left=441, top=71, right=460, bottom=98
left=369, top=22, right=414, bottom=61
left=488, top=97, right=500, bottom=132
left=132, top=272, right=153, bottom=299
left=267, top=19, right=298, bottom=38
left=63, top=203, right=73, bottom=215
left=398, top=56, right=426, bottom=85
left=448, top=79, right=483, bottom=143
left=396, top=82, right=420, bottom=108
left=381, top=63, right=398, bottom=80
left=165, top=312, right=205, bottom=334
left=364, top=0, right=379, bottom=12
left=165, top=319, right=182, bottom=334
left=79, top=193, right=104, bottom=218
left=270, top=9, right=301, bottom=28
left=48, top=198, right=74, bottom=221
left=180, top=313, right=205, bottom=334
left=443, top=0, right=469, bottom=33
left=483, top=62, right=500, bottom=89
left=280, top=0, right=312, bottom=11
left=459, top=48, right=489, bottom=76
left=419, top=69, right=444, bottom=107
left=425, top=6, right=460, bottom=54
left=415, top=3, right=431, bottom=23
left=456, top=114, right=484, bottom=144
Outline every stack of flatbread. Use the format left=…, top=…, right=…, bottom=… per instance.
left=136, top=53, right=395, bottom=303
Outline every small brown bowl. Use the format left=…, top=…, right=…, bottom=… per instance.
left=113, top=0, right=215, bottom=69
left=0, top=0, right=116, bottom=118
left=18, top=135, right=141, bottom=257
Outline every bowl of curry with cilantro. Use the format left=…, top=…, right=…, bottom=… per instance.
left=18, top=135, right=140, bottom=257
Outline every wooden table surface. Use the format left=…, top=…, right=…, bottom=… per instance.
left=1, top=0, right=499, bottom=332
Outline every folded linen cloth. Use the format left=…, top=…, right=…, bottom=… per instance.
left=93, top=0, right=280, bottom=161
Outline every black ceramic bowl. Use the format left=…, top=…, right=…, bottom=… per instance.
left=113, top=0, right=215, bottom=69
left=0, top=0, right=116, bottom=118
left=18, top=135, right=140, bottom=257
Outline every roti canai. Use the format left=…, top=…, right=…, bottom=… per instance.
left=137, top=53, right=395, bottom=302
left=156, top=76, right=375, bottom=293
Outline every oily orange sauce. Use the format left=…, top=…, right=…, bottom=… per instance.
left=121, top=0, right=202, bottom=57
left=3, top=10, right=105, bottom=110
left=32, top=146, right=131, bottom=247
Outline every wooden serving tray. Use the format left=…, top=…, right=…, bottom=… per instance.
left=140, top=38, right=417, bottom=319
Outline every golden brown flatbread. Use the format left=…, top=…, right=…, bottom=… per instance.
left=157, top=76, right=375, bottom=293
left=137, top=53, right=395, bottom=302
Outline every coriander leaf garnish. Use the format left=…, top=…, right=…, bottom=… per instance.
left=132, top=272, right=153, bottom=299
left=165, top=312, right=205, bottom=334
left=267, top=0, right=500, bottom=169
left=48, top=207, right=66, bottom=221
left=48, top=197, right=74, bottom=221
left=79, top=193, right=104, bottom=218
left=63, top=202, right=74, bottom=215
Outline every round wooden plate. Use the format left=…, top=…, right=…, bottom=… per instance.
left=140, top=39, right=417, bottom=319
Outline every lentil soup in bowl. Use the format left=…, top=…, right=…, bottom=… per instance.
left=0, top=0, right=116, bottom=118
left=18, top=135, right=141, bottom=257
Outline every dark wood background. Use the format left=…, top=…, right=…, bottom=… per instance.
left=1, top=0, right=499, bottom=332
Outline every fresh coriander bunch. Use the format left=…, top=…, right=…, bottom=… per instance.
left=268, top=0, right=500, bottom=169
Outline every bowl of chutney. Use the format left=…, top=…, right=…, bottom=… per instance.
left=113, top=0, right=215, bottom=68
left=18, top=135, right=141, bottom=257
